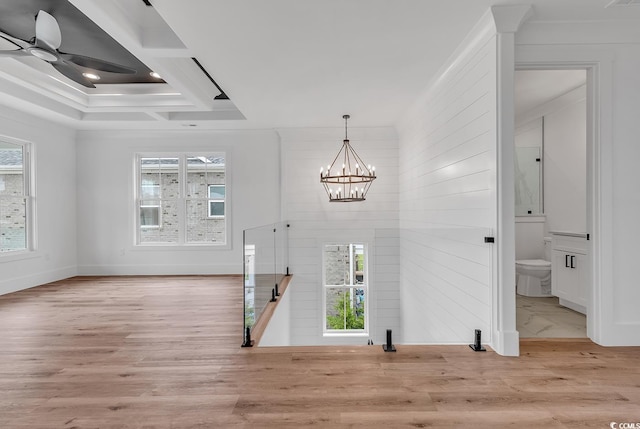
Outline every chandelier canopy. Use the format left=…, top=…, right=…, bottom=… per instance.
left=320, top=115, right=376, bottom=202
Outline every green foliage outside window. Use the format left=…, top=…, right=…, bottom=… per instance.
left=327, top=289, right=365, bottom=330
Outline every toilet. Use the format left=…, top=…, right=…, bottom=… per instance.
left=516, top=237, right=552, bottom=297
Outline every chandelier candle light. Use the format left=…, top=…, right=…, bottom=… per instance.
left=320, top=115, right=376, bottom=202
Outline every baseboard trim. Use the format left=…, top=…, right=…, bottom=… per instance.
left=76, top=264, right=240, bottom=276
left=0, top=265, right=77, bottom=296
left=492, top=329, right=520, bottom=356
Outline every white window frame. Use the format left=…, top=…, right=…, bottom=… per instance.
left=322, top=243, right=369, bottom=336
left=207, top=184, right=225, bottom=218
left=0, top=136, right=35, bottom=256
left=135, top=152, right=229, bottom=247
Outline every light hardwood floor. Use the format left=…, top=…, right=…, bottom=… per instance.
left=1, top=276, right=639, bottom=428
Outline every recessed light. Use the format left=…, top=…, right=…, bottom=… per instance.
left=82, top=72, right=100, bottom=80
left=150, top=71, right=162, bottom=79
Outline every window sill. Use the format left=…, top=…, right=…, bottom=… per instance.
left=323, top=332, right=369, bottom=337
left=132, top=243, right=231, bottom=251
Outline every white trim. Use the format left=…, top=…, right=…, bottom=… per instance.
left=207, top=184, right=226, bottom=218
left=322, top=242, right=369, bottom=336
left=514, top=46, right=614, bottom=346
left=0, top=265, right=77, bottom=296
left=493, top=30, right=520, bottom=356
left=0, top=136, right=35, bottom=256
left=515, top=216, right=546, bottom=223
left=491, top=5, right=534, bottom=357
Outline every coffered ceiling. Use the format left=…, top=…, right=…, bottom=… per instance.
left=0, top=0, right=638, bottom=130
left=0, top=0, right=242, bottom=128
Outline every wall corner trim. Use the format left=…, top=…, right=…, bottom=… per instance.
left=491, top=5, right=533, bottom=33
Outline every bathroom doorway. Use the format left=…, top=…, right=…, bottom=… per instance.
left=514, top=69, right=588, bottom=338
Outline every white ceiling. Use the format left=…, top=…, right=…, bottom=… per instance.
left=1, top=0, right=639, bottom=130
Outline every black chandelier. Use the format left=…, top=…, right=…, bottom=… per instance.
left=320, top=115, right=376, bottom=202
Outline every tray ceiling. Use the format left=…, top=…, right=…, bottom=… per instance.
left=0, top=0, right=242, bottom=128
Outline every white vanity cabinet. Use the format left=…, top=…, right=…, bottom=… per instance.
left=551, top=232, right=588, bottom=314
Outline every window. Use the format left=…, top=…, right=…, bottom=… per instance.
left=136, top=153, right=227, bottom=245
left=208, top=184, right=225, bottom=218
left=0, top=139, right=33, bottom=253
left=323, top=243, right=367, bottom=334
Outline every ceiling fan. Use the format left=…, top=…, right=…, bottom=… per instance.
left=0, top=10, right=136, bottom=88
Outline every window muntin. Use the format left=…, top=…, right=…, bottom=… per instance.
left=136, top=154, right=227, bottom=245
left=0, top=140, right=32, bottom=253
left=323, top=243, right=367, bottom=333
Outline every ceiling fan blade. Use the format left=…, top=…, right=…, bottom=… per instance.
left=35, top=10, right=62, bottom=51
left=59, top=53, right=136, bottom=74
left=0, top=49, right=30, bottom=58
left=51, top=61, right=95, bottom=88
left=0, top=31, right=30, bottom=50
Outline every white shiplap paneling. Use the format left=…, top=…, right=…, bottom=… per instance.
left=279, top=128, right=400, bottom=345
left=397, top=21, right=498, bottom=344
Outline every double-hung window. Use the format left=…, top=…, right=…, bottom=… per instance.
left=136, top=153, right=227, bottom=245
left=0, top=139, right=33, bottom=253
left=323, top=243, right=368, bottom=334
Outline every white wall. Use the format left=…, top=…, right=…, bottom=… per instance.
left=543, top=87, right=587, bottom=235
left=610, top=45, right=640, bottom=341
left=278, top=127, right=400, bottom=346
left=259, top=279, right=291, bottom=346
left=515, top=218, right=545, bottom=260
left=516, top=85, right=587, bottom=236
left=396, top=17, right=497, bottom=344
left=515, top=118, right=542, bottom=148
left=514, top=85, right=587, bottom=260
left=0, top=106, right=77, bottom=294
left=516, top=20, right=640, bottom=345
left=75, top=129, right=280, bottom=275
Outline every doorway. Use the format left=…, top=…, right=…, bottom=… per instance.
left=509, top=50, right=614, bottom=348
left=513, top=69, right=589, bottom=338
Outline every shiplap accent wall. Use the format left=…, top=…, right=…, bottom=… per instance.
left=397, top=22, right=498, bottom=344
left=278, top=128, right=400, bottom=345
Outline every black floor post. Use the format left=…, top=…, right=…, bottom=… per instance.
left=382, top=329, right=396, bottom=352
left=469, top=329, right=486, bottom=352
left=241, top=326, right=253, bottom=347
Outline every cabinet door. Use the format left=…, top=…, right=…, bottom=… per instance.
left=573, top=253, right=588, bottom=307
left=552, top=250, right=573, bottom=300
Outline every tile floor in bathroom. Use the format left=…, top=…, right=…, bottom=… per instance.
left=516, top=294, right=587, bottom=338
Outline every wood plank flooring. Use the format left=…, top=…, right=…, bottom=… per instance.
left=0, top=276, right=639, bottom=428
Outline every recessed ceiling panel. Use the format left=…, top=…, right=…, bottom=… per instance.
left=0, top=0, right=163, bottom=84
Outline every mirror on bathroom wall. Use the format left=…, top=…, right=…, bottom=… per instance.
left=515, top=146, right=542, bottom=216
